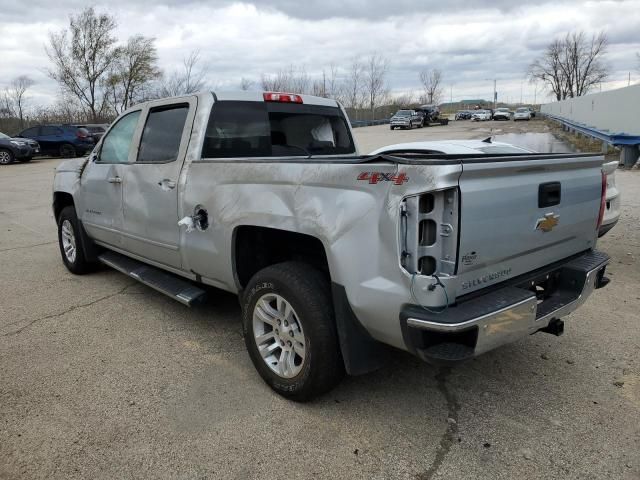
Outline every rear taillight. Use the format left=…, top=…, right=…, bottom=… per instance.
left=399, top=188, right=459, bottom=277
left=597, top=170, right=607, bottom=231
left=76, top=130, right=87, bottom=138
left=263, top=92, right=303, bottom=104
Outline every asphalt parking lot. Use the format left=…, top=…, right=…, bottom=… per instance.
left=1, top=120, right=639, bottom=479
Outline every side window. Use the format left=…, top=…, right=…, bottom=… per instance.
left=137, top=104, right=189, bottom=163
left=21, top=127, right=39, bottom=137
left=41, top=126, right=61, bottom=136
left=202, top=102, right=270, bottom=158
left=99, top=111, right=141, bottom=164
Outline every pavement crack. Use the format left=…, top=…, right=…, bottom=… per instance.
left=1, top=283, right=134, bottom=337
left=418, top=367, right=460, bottom=480
left=0, top=241, right=57, bottom=253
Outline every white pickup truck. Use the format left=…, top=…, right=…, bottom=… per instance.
left=53, top=91, right=610, bottom=401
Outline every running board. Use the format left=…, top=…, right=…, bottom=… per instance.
left=98, top=251, right=206, bottom=306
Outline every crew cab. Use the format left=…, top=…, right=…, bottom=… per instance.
left=390, top=109, right=422, bottom=129
left=53, top=91, right=611, bottom=401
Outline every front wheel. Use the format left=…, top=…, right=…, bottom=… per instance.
left=57, top=206, right=95, bottom=274
left=0, top=149, right=14, bottom=165
left=242, top=262, right=344, bottom=401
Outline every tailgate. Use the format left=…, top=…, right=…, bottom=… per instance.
left=456, top=154, right=604, bottom=294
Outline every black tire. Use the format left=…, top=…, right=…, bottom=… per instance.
left=59, top=143, right=77, bottom=158
left=57, top=206, right=95, bottom=274
left=18, top=156, right=32, bottom=163
left=0, top=148, right=14, bottom=165
left=390, top=126, right=394, bottom=130
left=242, top=262, right=344, bottom=402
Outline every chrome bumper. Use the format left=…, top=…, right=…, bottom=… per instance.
left=400, top=250, right=609, bottom=363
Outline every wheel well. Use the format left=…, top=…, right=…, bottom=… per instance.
left=234, top=226, right=330, bottom=289
left=53, top=192, right=75, bottom=224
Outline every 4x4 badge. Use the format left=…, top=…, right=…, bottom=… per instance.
left=357, top=172, right=409, bottom=185
left=535, top=213, right=559, bottom=232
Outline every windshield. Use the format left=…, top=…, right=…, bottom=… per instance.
left=496, top=108, right=509, bottom=112
left=0, top=132, right=9, bottom=139
left=395, top=110, right=412, bottom=117
left=516, top=108, right=528, bottom=113
left=203, top=101, right=356, bottom=158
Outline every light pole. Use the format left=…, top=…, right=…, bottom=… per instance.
left=485, top=78, right=497, bottom=109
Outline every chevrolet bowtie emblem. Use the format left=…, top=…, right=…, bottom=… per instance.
left=535, top=213, right=560, bottom=232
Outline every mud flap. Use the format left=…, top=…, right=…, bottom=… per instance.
left=331, top=283, right=390, bottom=375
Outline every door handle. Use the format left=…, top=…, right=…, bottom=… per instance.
left=107, top=176, right=122, bottom=184
left=158, top=179, right=176, bottom=190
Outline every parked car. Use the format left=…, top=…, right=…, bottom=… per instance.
left=527, top=107, right=536, bottom=118
left=53, top=91, right=610, bottom=401
left=390, top=109, right=422, bottom=129
left=78, top=124, right=109, bottom=142
left=513, top=107, right=532, bottom=121
left=455, top=110, right=473, bottom=120
left=0, top=131, right=40, bottom=165
left=471, top=110, right=491, bottom=121
left=17, top=125, right=95, bottom=157
left=492, top=107, right=511, bottom=121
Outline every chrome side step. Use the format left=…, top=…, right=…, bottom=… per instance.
left=98, top=251, right=206, bottom=306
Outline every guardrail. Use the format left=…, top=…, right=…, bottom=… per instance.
left=542, top=113, right=640, bottom=167
left=541, top=85, right=640, bottom=167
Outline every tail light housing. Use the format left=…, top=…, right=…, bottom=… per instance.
left=76, top=128, right=89, bottom=139
left=263, top=92, right=303, bottom=104
left=597, top=170, right=607, bottom=231
left=400, top=188, right=459, bottom=276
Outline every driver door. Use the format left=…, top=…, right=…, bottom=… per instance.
left=79, top=110, right=142, bottom=248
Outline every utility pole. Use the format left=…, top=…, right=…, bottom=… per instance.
left=493, top=79, right=497, bottom=109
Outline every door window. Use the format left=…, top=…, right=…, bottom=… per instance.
left=20, top=127, right=40, bottom=137
left=99, top=111, right=141, bottom=164
left=137, top=104, right=189, bottom=163
left=41, top=126, right=62, bottom=136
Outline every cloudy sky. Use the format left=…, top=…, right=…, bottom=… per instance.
left=1, top=0, right=639, bottom=108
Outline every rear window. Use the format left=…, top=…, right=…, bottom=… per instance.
left=202, top=101, right=355, bottom=158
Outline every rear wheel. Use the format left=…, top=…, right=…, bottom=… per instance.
left=59, top=143, right=76, bottom=158
left=242, top=262, right=344, bottom=401
left=0, top=149, right=14, bottom=165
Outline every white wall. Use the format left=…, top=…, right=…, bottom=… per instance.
left=541, top=84, right=640, bottom=136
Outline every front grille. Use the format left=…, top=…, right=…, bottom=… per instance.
left=400, top=188, right=459, bottom=276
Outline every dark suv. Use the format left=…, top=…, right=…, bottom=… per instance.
left=17, top=125, right=95, bottom=157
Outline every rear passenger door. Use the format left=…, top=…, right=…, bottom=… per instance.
left=121, top=98, right=196, bottom=269
left=38, top=126, right=63, bottom=154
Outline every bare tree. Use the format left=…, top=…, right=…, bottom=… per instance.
left=363, top=53, right=389, bottom=120
left=240, top=77, right=254, bottom=90
left=46, top=7, right=121, bottom=121
left=311, top=64, right=339, bottom=98
left=529, top=39, right=567, bottom=101
left=529, top=31, right=608, bottom=100
left=419, top=68, right=443, bottom=105
left=261, top=65, right=310, bottom=93
left=5, top=76, right=35, bottom=127
left=342, top=59, right=365, bottom=120
left=393, top=92, right=416, bottom=108
left=104, top=35, right=160, bottom=114
left=158, top=50, right=208, bottom=97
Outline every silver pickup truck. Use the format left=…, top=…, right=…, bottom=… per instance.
left=53, top=91, right=610, bottom=401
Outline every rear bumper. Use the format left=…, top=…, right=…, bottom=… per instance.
left=400, top=250, right=609, bottom=364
